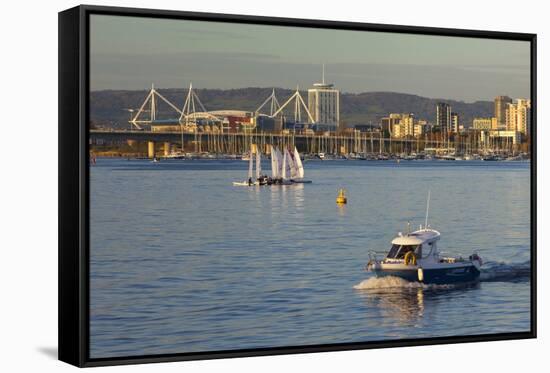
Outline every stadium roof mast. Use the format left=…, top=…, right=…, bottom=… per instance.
left=271, top=86, right=315, bottom=123
left=255, top=89, right=281, bottom=116
left=179, top=82, right=208, bottom=124
left=130, top=83, right=182, bottom=129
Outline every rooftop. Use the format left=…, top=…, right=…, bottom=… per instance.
left=391, top=228, right=440, bottom=245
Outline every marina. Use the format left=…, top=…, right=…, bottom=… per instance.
left=90, top=128, right=530, bottom=162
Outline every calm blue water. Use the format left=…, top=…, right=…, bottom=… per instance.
left=89, top=159, right=531, bottom=358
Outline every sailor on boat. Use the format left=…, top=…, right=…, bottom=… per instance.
left=270, top=145, right=292, bottom=185
left=270, top=145, right=311, bottom=185
left=233, top=145, right=266, bottom=186
left=365, top=191, right=483, bottom=285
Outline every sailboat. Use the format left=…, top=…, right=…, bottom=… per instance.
left=256, top=150, right=270, bottom=185
left=290, top=146, right=312, bottom=183
left=233, top=146, right=261, bottom=186
left=271, top=145, right=279, bottom=180
left=233, top=150, right=256, bottom=186
left=270, top=146, right=291, bottom=185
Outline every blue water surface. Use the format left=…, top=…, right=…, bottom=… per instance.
left=89, top=159, right=531, bottom=358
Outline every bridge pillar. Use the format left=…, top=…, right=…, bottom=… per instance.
left=148, top=141, right=155, bottom=159
left=164, top=142, right=171, bottom=156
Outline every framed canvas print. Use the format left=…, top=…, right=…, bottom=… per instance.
left=58, top=5, right=536, bottom=367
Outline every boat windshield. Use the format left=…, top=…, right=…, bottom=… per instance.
left=387, top=244, right=421, bottom=259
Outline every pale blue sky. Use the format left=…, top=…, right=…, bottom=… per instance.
left=90, top=15, right=530, bottom=102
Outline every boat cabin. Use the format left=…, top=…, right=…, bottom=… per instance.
left=385, top=229, right=440, bottom=261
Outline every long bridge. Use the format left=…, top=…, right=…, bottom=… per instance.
left=90, top=129, right=479, bottom=158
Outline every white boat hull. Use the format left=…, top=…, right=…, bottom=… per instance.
left=232, top=181, right=257, bottom=186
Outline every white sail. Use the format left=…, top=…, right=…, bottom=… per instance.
left=276, top=147, right=284, bottom=177
left=256, top=150, right=262, bottom=179
left=248, top=150, right=253, bottom=179
left=285, top=148, right=297, bottom=179
left=271, top=145, right=279, bottom=178
left=281, top=150, right=287, bottom=179
left=294, top=147, right=305, bottom=179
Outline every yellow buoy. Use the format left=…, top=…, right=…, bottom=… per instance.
left=336, top=188, right=347, bottom=204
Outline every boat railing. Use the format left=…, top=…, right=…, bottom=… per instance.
left=438, top=254, right=466, bottom=263
left=368, top=250, right=387, bottom=263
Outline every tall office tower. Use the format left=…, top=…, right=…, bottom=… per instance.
left=494, top=95, right=513, bottom=129
left=436, top=102, right=451, bottom=132
left=308, top=65, right=340, bottom=130
left=506, top=99, right=531, bottom=134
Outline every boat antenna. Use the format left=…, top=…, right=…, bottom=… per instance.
left=424, top=189, right=431, bottom=229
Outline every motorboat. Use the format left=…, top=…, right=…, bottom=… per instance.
left=365, top=192, right=482, bottom=285
left=366, top=228, right=482, bottom=285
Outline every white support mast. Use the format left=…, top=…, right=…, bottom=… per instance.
left=255, top=89, right=281, bottom=116
left=179, top=82, right=208, bottom=123
left=270, top=88, right=315, bottom=123
left=130, top=83, right=182, bottom=129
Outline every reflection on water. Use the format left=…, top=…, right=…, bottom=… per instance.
left=337, top=203, right=347, bottom=217
left=354, top=278, right=484, bottom=327
left=90, top=159, right=531, bottom=358
left=362, top=287, right=426, bottom=326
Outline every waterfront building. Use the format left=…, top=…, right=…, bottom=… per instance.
left=506, top=99, right=531, bottom=135
left=490, top=117, right=498, bottom=130
left=381, top=113, right=403, bottom=136
left=436, top=102, right=451, bottom=132
left=494, top=95, right=512, bottom=129
left=481, top=130, right=521, bottom=145
left=308, top=67, right=340, bottom=130
left=414, top=123, right=424, bottom=137
left=473, top=117, right=494, bottom=131
left=392, top=122, right=402, bottom=138
left=389, top=113, right=417, bottom=138
left=400, top=113, right=415, bottom=136
left=451, top=112, right=460, bottom=133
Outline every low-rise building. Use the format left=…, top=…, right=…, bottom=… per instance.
left=480, top=130, right=522, bottom=145
left=387, top=113, right=421, bottom=138
left=472, top=117, right=495, bottom=131
left=381, top=113, right=403, bottom=135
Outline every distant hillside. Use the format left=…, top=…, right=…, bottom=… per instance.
left=90, top=88, right=493, bottom=129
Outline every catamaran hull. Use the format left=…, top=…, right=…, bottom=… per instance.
left=373, top=265, right=480, bottom=285
left=291, top=179, right=312, bottom=184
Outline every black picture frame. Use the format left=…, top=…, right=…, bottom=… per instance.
left=58, top=4, right=537, bottom=367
